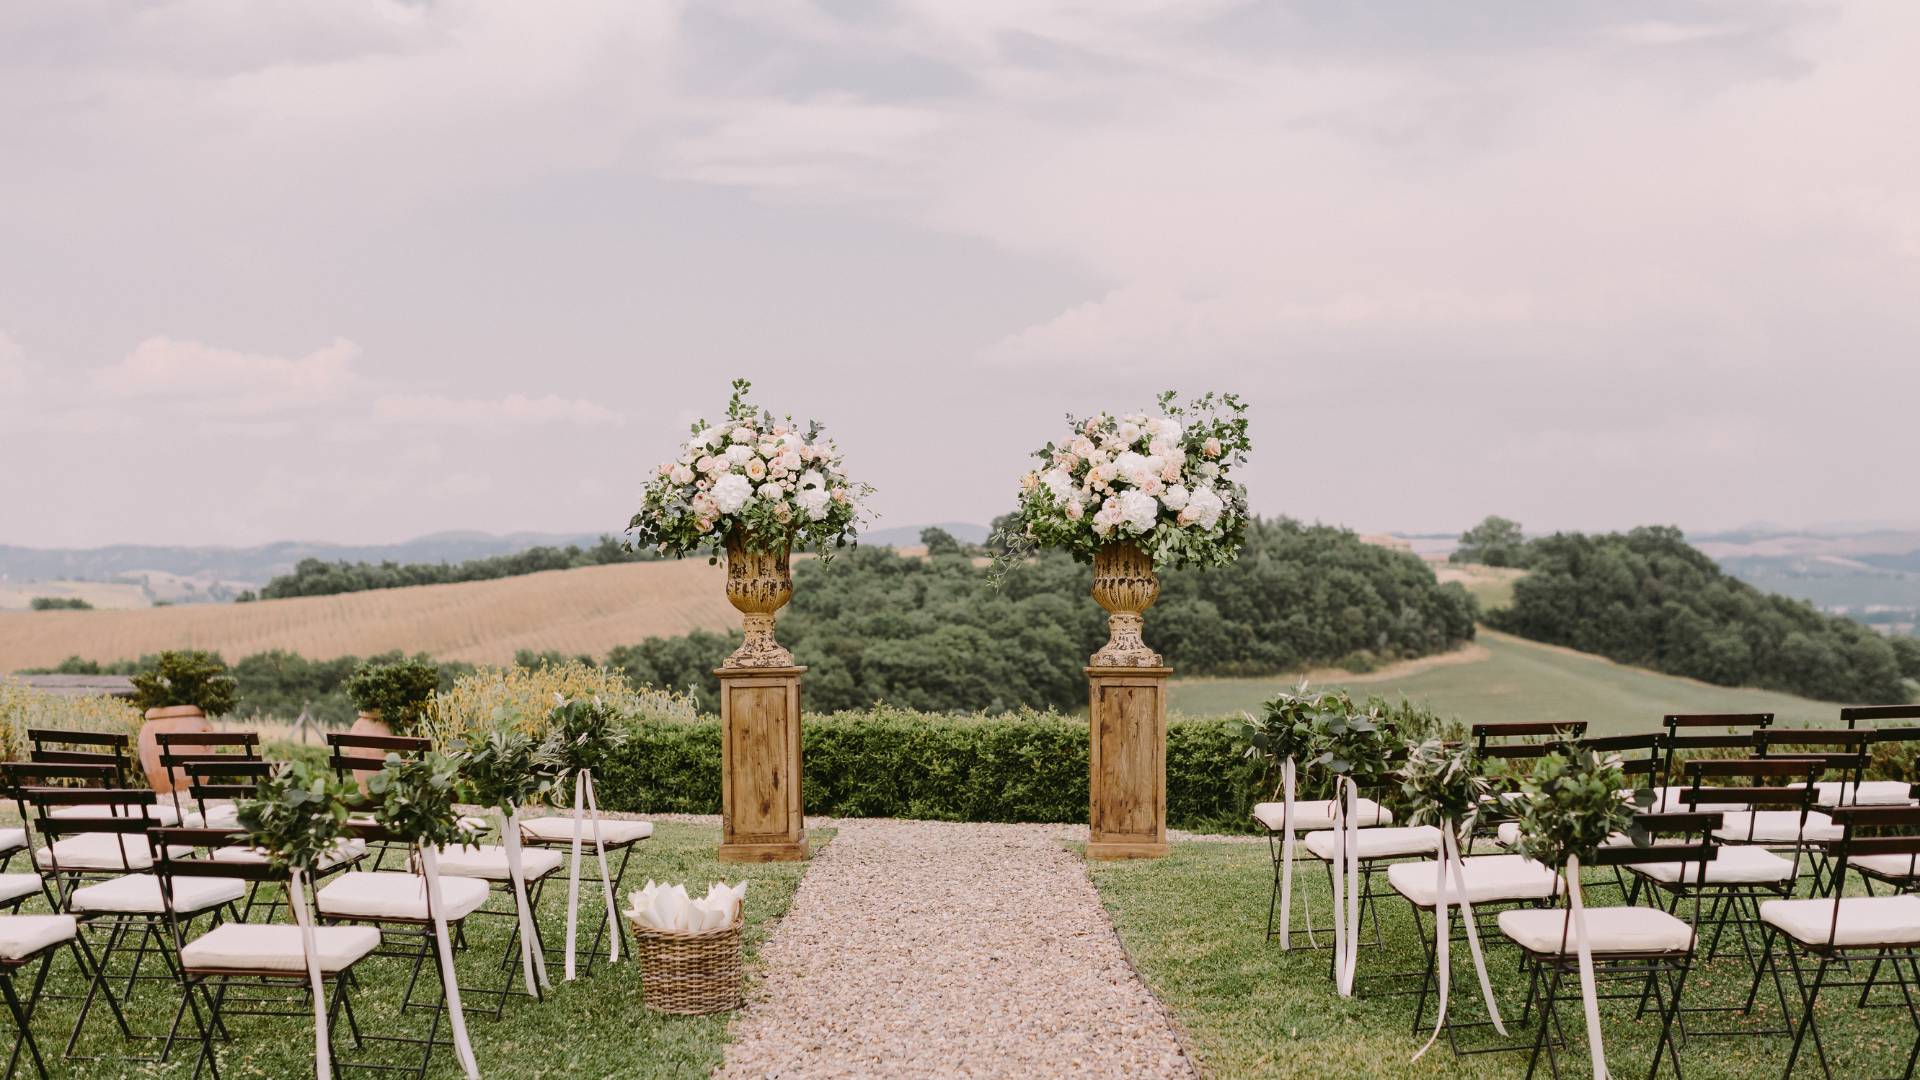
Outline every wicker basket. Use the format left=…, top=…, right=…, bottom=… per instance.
left=629, top=915, right=744, bottom=1015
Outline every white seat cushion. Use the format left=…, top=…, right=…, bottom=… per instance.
left=181, top=923, right=381, bottom=974
left=1499, top=906, right=1695, bottom=955
left=1761, top=895, right=1920, bottom=948
left=316, top=872, right=490, bottom=922
left=0, top=874, right=42, bottom=905
left=211, top=839, right=367, bottom=870
left=1645, top=787, right=1746, bottom=815
left=1388, top=854, right=1560, bottom=907
left=183, top=802, right=240, bottom=828
left=0, top=828, right=26, bottom=855
left=0, top=915, right=76, bottom=961
left=34, top=834, right=188, bottom=872
left=1715, top=811, right=1842, bottom=844
left=1252, top=799, right=1391, bottom=832
left=1634, top=845, right=1797, bottom=884
left=49, top=803, right=181, bottom=826
left=431, top=844, right=564, bottom=882
left=519, top=816, right=655, bottom=845
left=1850, top=852, right=1920, bottom=880
left=70, top=873, right=245, bottom=915
left=1809, top=781, right=1914, bottom=808
left=1303, top=826, right=1441, bottom=861
left=1499, top=822, right=1644, bottom=850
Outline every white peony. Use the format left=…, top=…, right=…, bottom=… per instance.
left=798, top=469, right=825, bottom=490
left=711, top=473, right=753, bottom=514
left=1185, top=486, right=1224, bottom=529
left=702, top=427, right=725, bottom=449
left=1163, top=484, right=1190, bottom=512
left=728, top=426, right=753, bottom=445
left=1113, top=451, right=1150, bottom=486
left=1043, top=468, right=1074, bottom=501
left=726, top=444, right=753, bottom=466
left=1150, top=417, right=1183, bottom=442
left=1118, top=490, right=1159, bottom=534
left=796, top=487, right=831, bottom=521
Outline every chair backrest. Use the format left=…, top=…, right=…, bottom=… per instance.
left=1680, top=758, right=1824, bottom=868
left=1, top=761, right=117, bottom=823
left=1661, top=713, right=1774, bottom=783
left=1842, top=705, right=1920, bottom=730
left=1472, top=722, right=1585, bottom=800
left=327, top=732, right=429, bottom=781
left=156, top=730, right=262, bottom=815
left=27, top=788, right=161, bottom=903
left=26, top=728, right=134, bottom=786
left=149, top=826, right=287, bottom=949
left=1578, top=732, right=1665, bottom=786
left=1821, top=806, right=1920, bottom=949
left=180, top=759, right=274, bottom=826
left=1751, top=729, right=1872, bottom=793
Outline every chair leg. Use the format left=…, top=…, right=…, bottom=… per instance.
left=1, top=965, right=50, bottom=1080
left=1781, top=947, right=1831, bottom=1079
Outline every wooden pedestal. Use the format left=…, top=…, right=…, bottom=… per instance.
left=715, top=666, right=808, bottom=863
left=1085, top=666, right=1171, bottom=860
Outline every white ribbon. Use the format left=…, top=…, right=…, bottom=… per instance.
left=1331, top=777, right=1362, bottom=997
left=1278, top=757, right=1300, bottom=949
left=562, top=770, right=622, bottom=978
left=499, top=804, right=551, bottom=995
left=289, top=867, right=331, bottom=1080
left=420, top=847, right=481, bottom=1079
left=1413, top=822, right=1507, bottom=1062
left=1566, top=854, right=1610, bottom=1079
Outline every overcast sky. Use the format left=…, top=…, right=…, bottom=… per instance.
left=3, top=1, right=1915, bottom=549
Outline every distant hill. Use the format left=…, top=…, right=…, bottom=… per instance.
left=860, top=522, right=991, bottom=548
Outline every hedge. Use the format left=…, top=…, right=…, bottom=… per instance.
left=591, top=705, right=1269, bottom=834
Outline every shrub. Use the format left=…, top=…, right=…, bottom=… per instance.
left=0, top=679, right=144, bottom=761
left=128, top=650, right=239, bottom=716
left=345, top=657, right=441, bottom=735
left=29, top=597, right=93, bottom=611
left=427, top=660, right=695, bottom=745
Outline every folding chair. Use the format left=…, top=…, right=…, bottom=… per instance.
left=1841, top=768, right=1920, bottom=898
left=330, top=734, right=431, bottom=871
left=1499, top=812, right=1721, bottom=1079
left=25, top=730, right=134, bottom=788
left=1476, top=723, right=1585, bottom=847
left=149, top=827, right=409, bottom=1080
left=152, top=731, right=261, bottom=827
left=1254, top=793, right=1393, bottom=945
left=0, top=914, right=83, bottom=1080
left=1840, top=707, right=1920, bottom=810
left=1656, top=713, right=1775, bottom=811
left=1759, top=805, right=1920, bottom=1079
left=179, top=761, right=367, bottom=921
left=428, top=835, right=564, bottom=1016
left=517, top=814, right=653, bottom=974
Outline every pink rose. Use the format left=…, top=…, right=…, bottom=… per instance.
left=1203, top=437, right=1222, bottom=458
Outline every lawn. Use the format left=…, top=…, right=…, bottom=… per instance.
left=1090, top=839, right=1917, bottom=1080
left=19, top=821, right=828, bottom=1079
left=1169, top=630, right=1841, bottom=734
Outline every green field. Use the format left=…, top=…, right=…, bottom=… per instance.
left=1169, top=629, right=1848, bottom=734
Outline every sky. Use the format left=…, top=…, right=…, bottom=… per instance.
left=2, top=0, right=1916, bottom=549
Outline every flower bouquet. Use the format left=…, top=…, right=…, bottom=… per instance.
left=1005, top=390, right=1250, bottom=665
left=628, top=378, right=872, bottom=667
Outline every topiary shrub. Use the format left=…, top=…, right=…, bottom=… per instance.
left=129, top=650, right=238, bottom=716
left=345, top=657, right=440, bottom=735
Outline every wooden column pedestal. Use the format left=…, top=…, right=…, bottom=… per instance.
left=715, top=665, right=808, bottom=863
left=1085, top=665, right=1171, bottom=860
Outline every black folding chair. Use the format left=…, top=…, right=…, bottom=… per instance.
left=1500, top=812, right=1721, bottom=1080
left=1659, top=713, right=1774, bottom=801
left=1477, top=722, right=1586, bottom=847
left=0, top=911, right=86, bottom=1080
left=24, top=731, right=133, bottom=789
left=152, top=731, right=260, bottom=827
left=329, top=734, right=434, bottom=870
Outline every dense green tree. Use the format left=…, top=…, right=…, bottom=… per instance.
left=1893, top=636, right=1920, bottom=683
left=258, top=536, right=651, bottom=599
left=1489, top=525, right=1909, bottom=703
left=920, top=527, right=965, bottom=557
left=1452, top=515, right=1532, bottom=567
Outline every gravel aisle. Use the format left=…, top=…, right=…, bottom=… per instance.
left=716, top=820, right=1195, bottom=1080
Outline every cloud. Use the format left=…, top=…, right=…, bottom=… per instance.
left=91, top=336, right=361, bottom=413
left=371, top=393, right=619, bottom=426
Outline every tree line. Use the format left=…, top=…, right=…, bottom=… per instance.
left=249, top=535, right=650, bottom=600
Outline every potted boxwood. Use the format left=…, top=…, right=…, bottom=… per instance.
left=130, top=650, right=238, bottom=793
left=345, top=657, right=439, bottom=739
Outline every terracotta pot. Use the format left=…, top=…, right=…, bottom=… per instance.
left=722, top=535, right=795, bottom=668
left=345, top=710, right=393, bottom=790
left=1090, top=542, right=1163, bottom=667
left=138, top=705, right=214, bottom=794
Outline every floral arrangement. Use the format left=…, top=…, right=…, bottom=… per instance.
left=545, top=695, right=625, bottom=776
left=1511, top=746, right=1639, bottom=870
left=364, top=752, right=468, bottom=849
left=1006, top=390, right=1250, bottom=567
left=450, top=727, right=562, bottom=812
left=1398, top=738, right=1488, bottom=834
left=236, top=760, right=358, bottom=871
left=628, top=378, right=872, bottom=560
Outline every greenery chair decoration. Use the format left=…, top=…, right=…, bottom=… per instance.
left=1510, top=746, right=1642, bottom=1080
left=1240, top=684, right=1338, bottom=949
left=451, top=726, right=561, bottom=998
left=544, top=695, right=628, bottom=981
left=235, top=760, right=358, bottom=1080
left=1397, top=737, right=1506, bottom=1059
left=365, top=751, right=480, bottom=1080
left=1310, top=697, right=1393, bottom=998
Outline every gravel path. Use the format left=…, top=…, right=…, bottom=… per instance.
left=716, top=820, right=1196, bottom=1080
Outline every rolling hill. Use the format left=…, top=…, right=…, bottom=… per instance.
left=1169, top=628, right=1851, bottom=734
left=0, top=561, right=737, bottom=670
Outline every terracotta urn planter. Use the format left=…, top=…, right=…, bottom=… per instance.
left=138, top=705, right=214, bottom=794
left=1090, top=542, right=1162, bottom=667
left=345, top=710, right=393, bottom=789
left=722, top=535, right=794, bottom=668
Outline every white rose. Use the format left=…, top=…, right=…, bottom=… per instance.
left=1065, top=498, right=1084, bottom=521
left=796, top=486, right=831, bottom=521
left=745, top=457, right=768, bottom=481
left=702, top=427, right=725, bottom=449
left=711, top=473, right=753, bottom=514
left=1118, top=490, right=1159, bottom=534
left=1163, top=484, right=1190, bottom=512
left=1043, top=469, right=1074, bottom=501
left=798, top=469, right=825, bottom=490
left=726, top=444, right=753, bottom=466
left=1117, top=421, right=1141, bottom=444
left=778, top=451, right=803, bottom=474
left=758, top=482, right=784, bottom=501
left=698, top=455, right=724, bottom=475
left=1199, top=460, right=1220, bottom=479
left=670, top=464, right=695, bottom=485
left=1070, top=436, right=1096, bottom=459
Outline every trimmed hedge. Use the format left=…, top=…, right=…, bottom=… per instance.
left=592, top=706, right=1268, bottom=833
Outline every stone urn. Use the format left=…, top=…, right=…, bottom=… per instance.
left=723, top=534, right=794, bottom=668
left=1090, top=542, right=1163, bottom=667
left=138, top=705, right=215, bottom=794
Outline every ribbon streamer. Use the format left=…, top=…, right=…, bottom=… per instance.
left=1566, top=854, right=1610, bottom=1079
left=499, top=804, right=551, bottom=995
left=420, top=847, right=481, bottom=1078
left=1412, top=822, right=1507, bottom=1061
left=562, top=769, right=622, bottom=978
left=1278, top=757, right=1299, bottom=949
left=1331, top=777, right=1362, bottom=996
left=289, top=867, right=332, bottom=1080
left=564, top=773, right=586, bottom=981
left=583, top=772, right=619, bottom=964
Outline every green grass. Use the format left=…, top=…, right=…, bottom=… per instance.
left=1170, top=630, right=1842, bottom=734
left=22, top=822, right=828, bottom=1079
left=1090, top=840, right=1918, bottom=1079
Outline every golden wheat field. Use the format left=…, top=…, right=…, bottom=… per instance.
left=0, top=561, right=738, bottom=669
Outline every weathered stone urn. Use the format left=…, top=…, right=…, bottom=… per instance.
left=1090, top=542, right=1163, bottom=667
left=723, top=535, right=795, bottom=668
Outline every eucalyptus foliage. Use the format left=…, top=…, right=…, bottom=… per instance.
left=1511, top=746, right=1642, bottom=870
left=1397, top=738, right=1488, bottom=836
left=452, top=726, right=562, bottom=811
left=235, top=760, right=357, bottom=871
left=544, top=695, right=626, bottom=776
left=364, top=751, right=467, bottom=849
